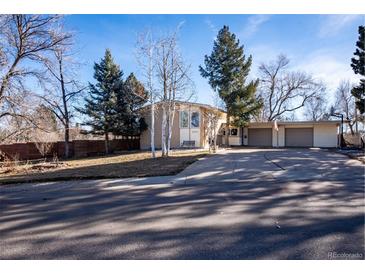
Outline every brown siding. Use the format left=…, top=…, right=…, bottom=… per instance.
left=140, top=107, right=163, bottom=149
left=200, top=108, right=208, bottom=148
left=171, top=109, right=180, bottom=147
left=140, top=104, right=180, bottom=149
left=140, top=108, right=156, bottom=149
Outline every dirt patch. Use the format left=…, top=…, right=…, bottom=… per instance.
left=0, top=151, right=208, bottom=184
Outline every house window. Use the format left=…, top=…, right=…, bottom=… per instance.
left=191, top=111, right=200, bottom=128
left=180, top=110, right=189, bottom=128
left=230, top=128, right=238, bottom=136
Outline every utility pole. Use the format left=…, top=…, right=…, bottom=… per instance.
left=331, top=111, right=345, bottom=149
left=355, top=105, right=359, bottom=134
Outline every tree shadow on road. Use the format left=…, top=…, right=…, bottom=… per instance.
left=0, top=149, right=364, bottom=259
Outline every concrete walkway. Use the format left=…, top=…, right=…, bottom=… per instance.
left=0, top=148, right=364, bottom=259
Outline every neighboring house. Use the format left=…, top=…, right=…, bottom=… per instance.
left=140, top=101, right=226, bottom=149
left=221, top=121, right=340, bottom=148
left=140, top=101, right=341, bottom=149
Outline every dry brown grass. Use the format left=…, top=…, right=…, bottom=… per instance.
left=0, top=150, right=208, bottom=184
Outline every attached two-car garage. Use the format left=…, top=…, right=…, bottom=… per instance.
left=248, top=127, right=314, bottom=147
left=241, top=121, right=339, bottom=148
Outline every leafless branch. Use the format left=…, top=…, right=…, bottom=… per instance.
left=0, top=15, right=71, bottom=144
left=334, top=80, right=358, bottom=134
left=258, top=54, right=318, bottom=121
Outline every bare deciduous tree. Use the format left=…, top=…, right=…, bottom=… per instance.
left=155, top=32, right=194, bottom=156
left=304, top=83, right=328, bottom=121
left=39, top=43, right=85, bottom=158
left=0, top=15, right=70, bottom=144
left=33, top=132, right=58, bottom=160
left=0, top=95, right=40, bottom=143
left=0, top=115, right=32, bottom=143
left=334, top=80, right=358, bottom=135
left=203, top=93, right=223, bottom=153
left=136, top=30, right=158, bottom=158
left=136, top=29, right=194, bottom=157
left=258, top=55, right=319, bottom=121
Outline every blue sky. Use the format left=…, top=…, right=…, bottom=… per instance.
left=64, top=14, right=364, bottom=107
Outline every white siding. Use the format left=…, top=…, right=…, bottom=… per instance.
left=272, top=126, right=285, bottom=147
left=243, top=127, right=248, bottom=145
left=272, top=127, right=277, bottom=147
left=180, top=126, right=200, bottom=147
left=190, top=128, right=200, bottom=147
left=229, top=136, right=241, bottom=146
left=228, top=127, right=241, bottom=146
left=313, top=124, right=338, bottom=147
left=179, top=105, right=201, bottom=147
left=180, top=128, right=190, bottom=146
left=278, top=126, right=285, bottom=147
left=222, top=135, right=241, bottom=145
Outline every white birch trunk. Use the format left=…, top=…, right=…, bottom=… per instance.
left=161, top=103, right=167, bottom=156
left=225, top=114, right=230, bottom=146
left=208, top=117, right=212, bottom=153
left=150, top=102, right=156, bottom=158
left=167, top=102, right=176, bottom=155
left=166, top=104, right=171, bottom=156
left=213, top=118, right=218, bottom=153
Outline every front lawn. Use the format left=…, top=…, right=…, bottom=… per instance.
left=0, top=150, right=208, bottom=184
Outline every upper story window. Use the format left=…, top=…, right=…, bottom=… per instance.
left=191, top=111, right=200, bottom=128
left=180, top=110, right=189, bottom=128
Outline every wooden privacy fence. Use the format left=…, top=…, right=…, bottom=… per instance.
left=0, top=138, right=140, bottom=161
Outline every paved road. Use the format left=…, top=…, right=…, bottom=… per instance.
left=0, top=148, right=364, bottom=259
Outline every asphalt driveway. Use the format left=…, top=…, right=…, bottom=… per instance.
left=0, top=148, right=364, bottom=259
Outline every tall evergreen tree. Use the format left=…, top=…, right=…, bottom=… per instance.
left=229, top=81, right=263, bottom=127
left=351, top=25, right=365, bottom=114
left=78, top=49, right=123, bottom=154
left=113, top=73, right=148, bottom=138
left=199, top=25, right=262, bottom=145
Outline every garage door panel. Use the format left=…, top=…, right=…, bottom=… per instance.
left=285, top=128, right=313, bottom=147
left=248, top=128, right=272, bottom=147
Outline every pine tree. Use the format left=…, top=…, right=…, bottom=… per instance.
left=351, top=25, right=365, bottom=114
left=113, top=73, right=148, bottom=139
left=199, top=25, right=262, bottom=145
left=78, top=49, right=123, bottom=154
left=229, top=80, right=262, bottom=127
